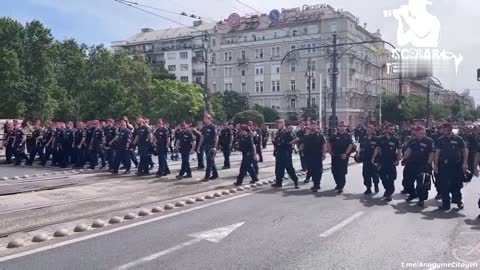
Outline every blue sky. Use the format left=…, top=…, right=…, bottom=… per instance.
left=2, top=0, right=480, bottom=102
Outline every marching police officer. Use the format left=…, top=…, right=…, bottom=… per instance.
left=464, top=125, right=477, bottom=182
left=110, top=119, right=132, bottom=174
left=104, top=119, right=118, bottom=170
left=13, top=121, right=29, bottom=165
left=175, top=123, right=196, bottom=179
left=192, top=122, right=204, bottom=170
left=303, top=124, right=327, bottom=192
left=328, top=121, right=354, bottom=194
left=198, top=114, right=219, bottom=182
left=219, top=123, right=233, bottom=169
left=27, top=120, right=44, bottom=165
left=434, top=122, right=467, bottom=210
left=272, top=119, right=299, bottom=189
left=52, top=122, right=65, bottom=167
left=260, top=124, right=268, bottom=149
left=296, top=122, right=307, bottom=171
left=134, top=117, right=152, bottom=176
left=153, top=119, right=170, bottom=177
left=372, top=123, right=401, bottom=202
left=402, top=125, right=435, bottom=207
left=4, top=122, right=15, bottom=164
left=89, top=120, right=106, bottom=170
left=357, top=125, right=380, bottom=195
left=73, top=122, right=87, bottom=168
left=234, top=125, right=258, bottom=186
left=64, top=121, right=76, bottom=167
left=41, top=121, right=55, bottom=166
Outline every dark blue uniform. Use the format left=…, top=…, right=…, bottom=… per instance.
left=13, top=128, right=29, bottom=165
left=404, top=137, right=435, bottom=201
left=28, top=127, right=44, bottom=165
left=178, top=130, right=195, bottom=178
left=136, top=125, right=151, bottom=176
left=53, top=128, right=65, bottom=166
left=41, top=128, right=54, bottom=166
left=235, top=133, right=258, bottom=185
left=296, top=129, right=306, bottom=171
left=303, top=131, right=326, bottom=191
left=359, top=134, right=380, bottom=192
left=193, top=128, right=204, bottom=169
left=64, top=127, right=75, bottom=167
left=273, top=128, right=299, bottom=187
left=436, top=134, right=466, bottom=208
left=154, top=127, right=170, bottom=176
left=219, top=128, right=233, bottom=169
left=329, top=132, right=353, bottom=192
left=73, top=128, right=87, bottom=168
left=202, top=124, right=218, bottom=180
left=377, top=135, right=400, bottom=197
left=104, top=126, right=118, bottom=169
left=112, top=127, right=132, bottom=173
left=89, top=128, right=105, bottom=169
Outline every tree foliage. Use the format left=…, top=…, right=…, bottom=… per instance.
left=253, top=104, right=280, bottom=123
left=232, top=110, right=264, bottom=125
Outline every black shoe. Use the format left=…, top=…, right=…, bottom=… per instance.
left=435, top=193, right=442, bottom=200
left=406, top=195, right=417, bottom=202
left=293, top=180, right=299, bottom=189
left=400, top=189, right=408, bottom=195
left=249, top=180, right=257, bottom=184
left=175, top=175, right=183, bottom=180
left=456, top=201, right=464, bottom=209
left=311, top=187, right=320, bottom=192
left=26, top=162, right=33, bottom=166
left=14, top=163, right=21, bottom=166
left=111, top=171, right=119, bottom=174
left=209, top=175, right=219, bottom=180
left=197, top=167, right=204, bottom=170
left=184, top=174, right=192, bottom=179
left=337, top=189, right=343, bottom=194
left=123, top=170, right=131, bottom=174
left=334, top=186, right=339, bottom=190
left=364, top=188, right=372, bottom=195
left=222, top=166, right=230, bottom=169
left=149, top=165, right=154, bottom=170
left=99, top=165, right=105, bottom=170
left=384, top=196, right=392, bottom=202
left=374, top=184, right=379, bottom=193
left=202, top=178, right=209, bottom=182
left=271, top=183, right=282, bottom=188
left=119, top=166, right=125, bottom=170
left=417, top=200, right=425, bottom=207
left=234, top=182, right=242, bottom=186
left=304, top=179, right=310, bottom=184
left=438, top=205, right=451, bottom=211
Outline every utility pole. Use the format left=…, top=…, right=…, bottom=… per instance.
left=306, top=58, right=313, bottom=119
left=201, top=31, right=211, bottom=114
left=330, top=32, right=338, bottom=129
left=323, top=77, right=327, bottom=130
left=426, top=81, right=431, bottom=128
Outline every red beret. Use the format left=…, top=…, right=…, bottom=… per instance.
left=240, top=124, right=250, bottom=131
left=414, top=125, right=425, bottom=132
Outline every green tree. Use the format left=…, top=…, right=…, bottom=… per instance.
left=221, top=91, right=247, bottom=120
left=232, top=110, right=264, bottom=125
left=210, top=93, right=226, bottom=124
left=253, top=104, right=280, bottom=123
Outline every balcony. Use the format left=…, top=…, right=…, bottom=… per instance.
left=237, top=57, right=248, bottom=65
left=192, top=56, right=204, bottom=62
left=192, top=69, right=205, bottom=75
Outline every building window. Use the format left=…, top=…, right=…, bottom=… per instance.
left=271, top=46, right=280, bottom=57
left=271, top=80, right=280, bottom=92
left=271, top=98, right=280, bottom=109
left=290, top=80, right=296, bottom=91
left=180, top=51, right=188, bottom=59
left=213, top=82, right=217, bottom=92
left=291, top=45, right=296, bottom=50
left=212, top=68, right=216, bottom=77
left=290, top=63, right=296, bottom=73
left=180, top=76, right=188, bottom=82
left=291, top=99, right=296, bottom=109
left=224, top=51, right=232, bottom=62
left=271, top=63, right=280, bottom=74
left=167, top=53, right=176, bottom=59
left=330, top=22, right=337, bottom=32
left=255, top=64, right=264, bottom=75
left=241, top=69, right=245, bottom=76
left=243, top=36, right=247, bottom=42
left=168, top=65, right=176, bottom=72
left=255, top=81, right=264, bottom=93
left=312, top=97, right=316, bottom=106
left=292, top=29, right=298, bottom=37
left=180, top=64, right=188, bottom=71
left=274, top=32, right=278, bottom=39
left=261, top=35, right=265, bottom=40
left=311, top=60, right=316, bottom=71
left=224, top=83, right=233, bottom=91
left=255, top=48, right=264, bottom=59
left=241, top=50, right=246, bottom=60
left=241, top=82, right=246, bottom=93
left=211, top=52, right=217, bottom=63
left=306, top=43, right=316, bottom=53
left=195, top=77, right=202, bottom=84
left=312, top=77, right=316, bottom=90
left=224, top=67, right=232, bottom=77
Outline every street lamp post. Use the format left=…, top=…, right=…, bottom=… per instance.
left=201, top=31, right=211, bottom=114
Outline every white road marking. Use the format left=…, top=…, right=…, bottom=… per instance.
left=115, top=222, right=245, bottom=270
left=0, top=193, right=252, bottom=262
left=319, top=211, right=364, bottom=237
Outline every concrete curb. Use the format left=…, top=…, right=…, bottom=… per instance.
left=53, top=228, right=69, bottom=237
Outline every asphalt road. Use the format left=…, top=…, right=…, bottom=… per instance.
left=2, top=164, right=480, bottom=270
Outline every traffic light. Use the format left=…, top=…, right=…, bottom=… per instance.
left=477, top=68, right=480, bottom=81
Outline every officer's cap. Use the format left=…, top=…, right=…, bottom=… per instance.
left=240, top=124, right=250, bottom=131
left=414, top=125, right=426, bottom=132
left=441, top=122, right=453, bottom=129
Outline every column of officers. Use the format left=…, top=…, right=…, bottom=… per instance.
left=3, top=116, right=269, bottom=183
left=272, top=119, right=479, bottom=211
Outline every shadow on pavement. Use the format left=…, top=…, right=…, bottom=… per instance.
left=464, top=218, right=480, bottom=230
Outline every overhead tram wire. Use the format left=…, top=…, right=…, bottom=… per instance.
left=113, top=0, right=280, bottom=60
